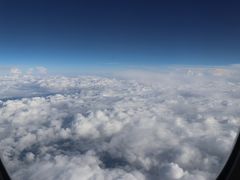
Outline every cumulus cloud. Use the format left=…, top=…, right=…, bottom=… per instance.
left=35, top=66, right=48, bottom=74
left=0, top=66, right=240, bottom=180
left=10, top=68, right=22, bottom=77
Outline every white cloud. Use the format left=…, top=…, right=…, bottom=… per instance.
left=35, top=66, right=48, bottom=75
left=0, top=65, right=239, bottom=180
left=10, top=67, right=22, bottom=76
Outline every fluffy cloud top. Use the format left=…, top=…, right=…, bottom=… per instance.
left=0, top=66, right=240, bottom=180
left=10, top=68, right=22, bottom=77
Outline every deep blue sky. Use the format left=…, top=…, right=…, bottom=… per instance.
left=0, top=0, right=240, bottom=71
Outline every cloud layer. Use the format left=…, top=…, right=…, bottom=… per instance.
left=0, top=66, right=240, bottom=180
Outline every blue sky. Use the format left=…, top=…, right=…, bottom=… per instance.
left=0, top=0, right=240, bottom=72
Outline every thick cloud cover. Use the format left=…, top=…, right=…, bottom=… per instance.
left=0, top=66, right=240, bottom=180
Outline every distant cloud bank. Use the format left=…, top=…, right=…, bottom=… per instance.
left=0, top=65, right=240, bottom=180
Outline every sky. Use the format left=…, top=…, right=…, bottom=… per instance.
left=0, top=2, right=240, bottom=179
left=0, top=0, right=240, bottom=72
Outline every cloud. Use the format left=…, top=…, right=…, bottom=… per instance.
left=35, top=66, right=48, bottom=75
left=10, top=68, right=22, bottom=76
left=0, top=66, right=12, bottom=75
left=0, top=65, right=240, bottom=180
